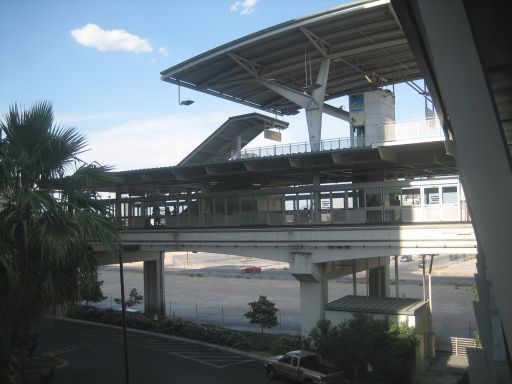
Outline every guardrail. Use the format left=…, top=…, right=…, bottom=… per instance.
left=227, top=118, right=443, bottom=161
left=230, top=137, right=364, bottom=160
left=436, top=336, right=481, bottom=356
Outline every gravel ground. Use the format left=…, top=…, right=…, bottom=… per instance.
left=96, top=255, right=477, bottom=337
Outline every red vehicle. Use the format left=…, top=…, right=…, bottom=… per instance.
left=241, top=266, right=262, bottom=274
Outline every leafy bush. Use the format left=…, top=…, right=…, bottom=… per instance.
left=114, top=288, right=143, bottom=308
left=69, top=307, right=301, bottom=355
left=305, top=314, right=419, bottom=384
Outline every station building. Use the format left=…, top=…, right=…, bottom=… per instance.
left=94, top=0, right=511, bottom=381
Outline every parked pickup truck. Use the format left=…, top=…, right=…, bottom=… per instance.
left=265, top=350, right=344, bottom=383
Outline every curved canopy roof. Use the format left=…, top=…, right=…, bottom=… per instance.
left=161, top=0, right=421, bottom=116
left=178, top=113, right=288, bottom=166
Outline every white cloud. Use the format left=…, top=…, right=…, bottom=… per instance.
left=159, top=47, right=169, bottom=56
left=230, top=0, right=258, bottom=15
left=70, top=24, right=153, bottom=53
left=80, top=111, right=234, bottom=171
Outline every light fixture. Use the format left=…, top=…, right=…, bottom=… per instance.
left=364, top=73, right=373, bottom=84
left=178, top=84, right=194, bottom=106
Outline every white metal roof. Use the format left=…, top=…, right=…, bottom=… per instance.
left=161, top=0, right=421, bottom=116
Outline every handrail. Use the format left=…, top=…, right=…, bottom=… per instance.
left=227, top=117, right=442, bottom=161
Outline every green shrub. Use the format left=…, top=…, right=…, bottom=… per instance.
left=270, top=335, right=302, bottom=354
left=69, top=307, right=301, bottom=355
left=305, top=314, right=419, bottom=384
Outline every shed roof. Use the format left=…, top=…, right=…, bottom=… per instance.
left=325, top=295, right=428, bottom=315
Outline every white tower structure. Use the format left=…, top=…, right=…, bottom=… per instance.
left=350, top=89, right=395, bottom=145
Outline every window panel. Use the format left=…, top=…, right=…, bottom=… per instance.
left=442, top=186, right=458, bottom=204
left=402, top=188, right=421, bottom=206
left=424, top=187, right=440, bottom=205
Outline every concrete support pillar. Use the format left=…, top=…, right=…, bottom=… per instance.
left=143, top=252, right=165, bottom=316
left=368, top=258, right=390, bottom=299
left=289, top=252, right=327, bottom=337
left=299, top=276, right=327, bottom=337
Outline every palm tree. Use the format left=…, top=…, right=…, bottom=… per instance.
left=0, top=101, right=119, bottom=383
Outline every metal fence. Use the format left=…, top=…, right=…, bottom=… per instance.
left=93, top=297, right=301, bottom=334
left=436, top=336, right=481, bottom=356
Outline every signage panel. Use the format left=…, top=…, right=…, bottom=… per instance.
left=264, top=129, right=282, bottom=142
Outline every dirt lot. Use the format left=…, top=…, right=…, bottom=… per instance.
left=97, top=255, right=477, bottom=338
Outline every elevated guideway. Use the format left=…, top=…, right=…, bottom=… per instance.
left=98, top=222, right=476, bottom=265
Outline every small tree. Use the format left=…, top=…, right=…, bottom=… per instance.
left=79, top=272, right=106, bottom=307
left=244, top=295, right=278, bottom=333
left=115, top=288, right=143, bottom=308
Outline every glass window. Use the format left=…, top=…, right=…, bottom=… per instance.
left=365, top=188, right=382, bottom=207
left=348, top=190, right=364, bottom=208
left=442, top=186, right=458, bottom=204
left=214, top=197, right=225, bottom=214
left=402, top=188, right=421, bottom=206
left=297, top=193, right=312, bottom=210
left=320, top=192, right=331, bottom=210
left=226, top=196, right=239, bottom=214
left=254, top=196, right=267, bottom=212
left=285, top=194, right=296, bottom=211
left=202, top=198, right=212, bottom=214
left=332, top=191, right=345, bottom=209
left=132, top=203, right=142, bottom=216
left=189, top=199, right=198, bottom=215
left=280, top=355, right=292, bottom=365
left=424, top=187, right=439, bottom=205
left=384, top=188, right=401, bottom=207
left=240, top=196, right=253, bottom=213
left=268, top=195, right=283, bottom=212
left=178, top=200, right=187, bottom=214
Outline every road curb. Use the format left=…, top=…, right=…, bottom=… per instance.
left=51, top=316, right=268, bottom=362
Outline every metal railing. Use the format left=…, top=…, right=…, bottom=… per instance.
left=436, top=336, right=481, bottom=356
left=229, top=137, right=365, bottom=160
left=228, top=118, right=443, bottom=161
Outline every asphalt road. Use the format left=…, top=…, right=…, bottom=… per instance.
left=36, top=318, right=283, bottom=384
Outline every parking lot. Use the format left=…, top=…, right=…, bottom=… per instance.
left=74, top=322, right=255, bottom=369
left=37, top=319, right=266, bottom=384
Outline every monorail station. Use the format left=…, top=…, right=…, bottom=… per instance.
left=93, top=0, right=511, bottom=381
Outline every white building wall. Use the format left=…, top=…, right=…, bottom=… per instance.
left=364, top=89, right=395, bottom=143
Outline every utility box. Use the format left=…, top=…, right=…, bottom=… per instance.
left=349, top=89, right=395, bottom=145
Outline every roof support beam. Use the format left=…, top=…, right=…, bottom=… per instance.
left=162, top=77, right=284, bottom=115
left=228, top=53, right=350, bottom=127
left=306, top=58, right=330, bottom=151
left=323, top=104, right=350, bottom=120
left=229, top=55, right=340, bottom=150
left=300, top=27, right=333, bottom=57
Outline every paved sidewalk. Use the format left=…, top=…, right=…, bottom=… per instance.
left=417, top=352, right=468, bottom=384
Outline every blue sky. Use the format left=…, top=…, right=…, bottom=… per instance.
left=0, top=0, right=427, bottom=170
